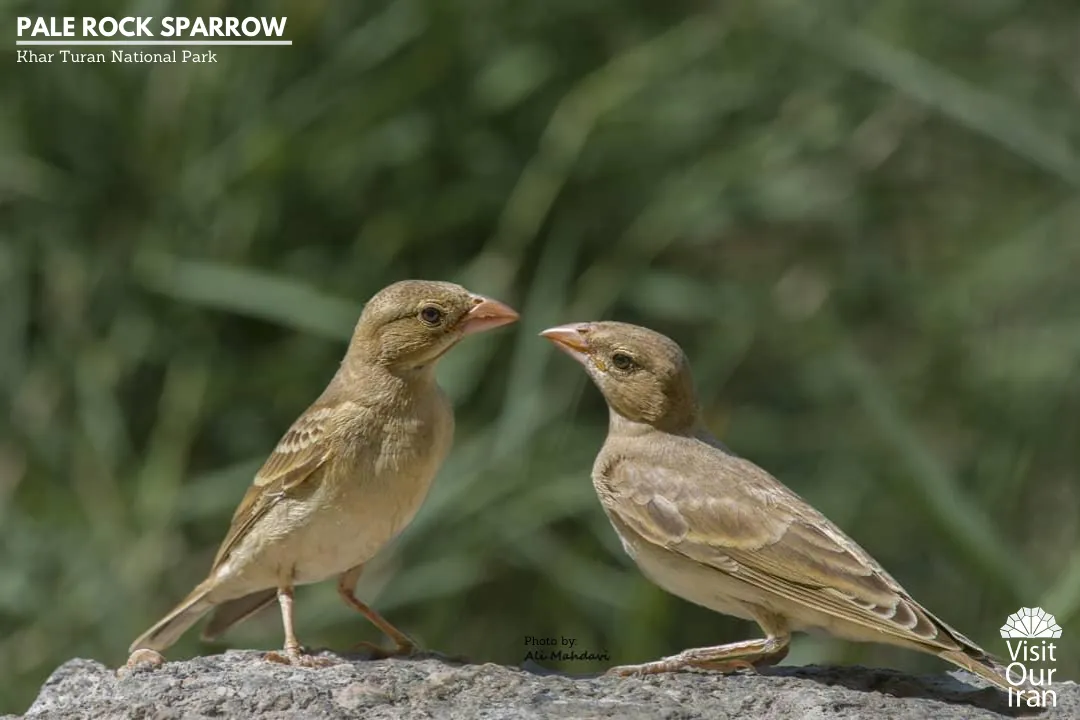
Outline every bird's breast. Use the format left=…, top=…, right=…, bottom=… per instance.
left=283, top=390, right=454, bottom=583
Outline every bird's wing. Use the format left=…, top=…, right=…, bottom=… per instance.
left=210, top=403, right=347, bottom=570
left=596, top=439, right=963, bottom=652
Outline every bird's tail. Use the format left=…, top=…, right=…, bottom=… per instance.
left=129, top=582, right=215, bottom=653
left=201, top=588, right=277, bottom=641
left=938, top=646, right=1039, bottom=701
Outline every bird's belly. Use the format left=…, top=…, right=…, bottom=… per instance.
left=620, top=531, right=759, bottom=622
left=626, top=536, right=875, bottom=638
left=287, top=463, right=437, bottom=584
left=214, top=395, right=453, bottom=592
left=218, top=461, right=441, bottom=590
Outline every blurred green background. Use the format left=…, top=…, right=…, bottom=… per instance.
left=3, top=0, right=1080, bottom=713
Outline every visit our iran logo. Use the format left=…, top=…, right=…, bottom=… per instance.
left=1000, top=606, right=1062, bottom=708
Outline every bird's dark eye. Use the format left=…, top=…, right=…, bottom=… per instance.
left=611, top=353, right=634, bottom=371
left=419, top=305, right=444, bottom=326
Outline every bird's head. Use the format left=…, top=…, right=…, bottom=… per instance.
left=353, top=280, right=518, bottom=369
left=541, top=321, right=699, bottom=432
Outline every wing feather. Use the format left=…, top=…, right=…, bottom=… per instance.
left=210, top=403, right=344, bottom=570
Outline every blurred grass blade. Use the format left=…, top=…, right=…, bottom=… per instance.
left=489, top=12, right=726, bottom=261
left=763, top=0, right=1080, bottom=186
left=831, top=336, right=1036, bottom=599
left=1040, top=548, right=1080, bottom=630
left=135, top=252, right=359, bottom=340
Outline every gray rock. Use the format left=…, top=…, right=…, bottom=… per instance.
left=18, top=651, right=1077, bottom=719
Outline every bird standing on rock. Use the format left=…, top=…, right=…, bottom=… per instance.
left=130, top=280, right=518, bottom=667
left=541, top=320, right=1029, bottom=697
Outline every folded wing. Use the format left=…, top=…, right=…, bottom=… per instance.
left=597, top=439, right=967, bottom=654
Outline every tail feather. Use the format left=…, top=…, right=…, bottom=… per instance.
left=912, top=604, right=1040, bottom=701
left=938, top=647, right=1037, bottom=700
left=129, top=583, right=214, bottom=653
left=201, top=589, right=277, bottom=641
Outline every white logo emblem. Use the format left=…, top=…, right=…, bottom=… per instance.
left=1000, top=606, right=1063, bottom=639
left=1001, top=606, right=1061, bottom=708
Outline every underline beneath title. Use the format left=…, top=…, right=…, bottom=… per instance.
left=16, top=40, right=292, bottom=46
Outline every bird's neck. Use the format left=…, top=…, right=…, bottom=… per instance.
left=607, top=407, right=700, bottom=438
left=332, top=353, right=439, bottom=398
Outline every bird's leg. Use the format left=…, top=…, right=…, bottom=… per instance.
left=338, top=564, right=418, bottom=658
left=265, top=584, right=335, bottom=668
left=608, top=610, right=790, bottom=676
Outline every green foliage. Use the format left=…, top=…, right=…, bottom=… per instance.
left=3, top=0, right=1079, bottom=712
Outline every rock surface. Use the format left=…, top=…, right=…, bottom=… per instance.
left=14, top=650, right=1078, bottom=719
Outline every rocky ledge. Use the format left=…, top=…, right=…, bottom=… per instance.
left=11, top=650, right=1077, bottom=719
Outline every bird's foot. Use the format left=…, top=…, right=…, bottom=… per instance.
left=606, top=654, right=756, bottom=676
left=694, top=658, right=758, bottom=673
left=351, top=638, right=418, bottom=660
left=265, top=645, right=337, bottom=668
left=117, top=648, right=166, bottom=678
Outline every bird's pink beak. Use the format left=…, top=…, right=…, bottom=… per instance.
left=459, top=295, right=519, bottom=336
left=539, top=324, right=591, bottom=364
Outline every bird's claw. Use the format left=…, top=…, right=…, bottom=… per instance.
left=605, top=664, right=646, bottom=677
left=265, top=648, right=337, bottom=668
left=350, top=639, right=418, bottom=659
left=694, top=658, right=757, bottom=673
left=117, top=648, right=166, bottom=678
left=605, top=661, right=680, bottom=677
